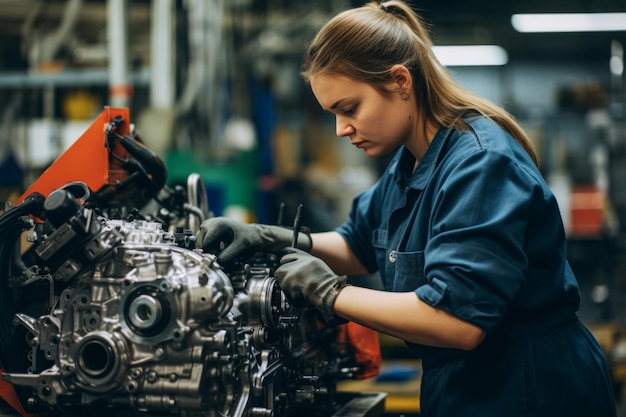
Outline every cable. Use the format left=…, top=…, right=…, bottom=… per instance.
left=0, top=192, right=45, bottom=374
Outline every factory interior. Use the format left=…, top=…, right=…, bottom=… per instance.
left=1, top=0, right=626, bottom=416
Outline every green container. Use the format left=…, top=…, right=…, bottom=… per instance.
left=165, top=150, right=258, bottom=216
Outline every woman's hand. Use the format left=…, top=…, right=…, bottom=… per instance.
left=196, top=217, right=311, bottom=264
left=275, top=248, right=348, bottom=324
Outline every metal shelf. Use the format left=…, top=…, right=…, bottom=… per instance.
left=0, top=67, right=150, bottom=88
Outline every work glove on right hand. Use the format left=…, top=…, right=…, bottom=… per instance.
left=196, top=217, right=312, bottom=265
left=275, top=248, right=348, bottom=325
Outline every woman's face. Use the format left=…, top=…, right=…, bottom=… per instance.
left=310, top=73, right=417, bottom=158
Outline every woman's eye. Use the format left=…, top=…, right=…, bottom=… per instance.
left=343, top=107, right=355, bottom=115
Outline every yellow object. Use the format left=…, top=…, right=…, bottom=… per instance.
left=62, top=90, right=100, bottom=120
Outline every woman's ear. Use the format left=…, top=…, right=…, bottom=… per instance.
left=389, top=64, right=413, bottom=97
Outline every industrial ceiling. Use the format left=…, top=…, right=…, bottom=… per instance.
left=0, top=0, right=624, bottom=71
left=414, top=0, right=626, bottom=63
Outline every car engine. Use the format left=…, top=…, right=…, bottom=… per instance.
left=0, top=107, right=381, bottom=417
left=0, top=182, right=377, bottom=417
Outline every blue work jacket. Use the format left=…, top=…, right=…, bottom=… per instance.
left=336, top=116, right=616, bottom=417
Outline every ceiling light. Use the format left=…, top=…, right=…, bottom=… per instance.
left=432, top=45, right=508, bottom=66
left=511, top=13, right=626, bottom=33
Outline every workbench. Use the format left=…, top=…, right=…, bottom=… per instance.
left=0, top=391, right=387, bottom=417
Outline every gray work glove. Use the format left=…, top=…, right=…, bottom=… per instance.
left=196, top=217, right=312, bottom=265
left=275, top=248, right=348, bottom=325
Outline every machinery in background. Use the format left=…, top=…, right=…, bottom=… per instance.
left=0, top=108, right=382, bottom=417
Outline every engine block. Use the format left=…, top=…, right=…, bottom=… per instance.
left=1, top=188, right=361, bottom=417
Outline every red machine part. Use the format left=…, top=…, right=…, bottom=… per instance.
left=0, top=375, right=38, bottom=417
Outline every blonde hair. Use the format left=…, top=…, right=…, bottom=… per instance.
left=301, top=0, right=539, bottom=166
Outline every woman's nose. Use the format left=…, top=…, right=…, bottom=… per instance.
left=336, top=116, right=355, bottom=137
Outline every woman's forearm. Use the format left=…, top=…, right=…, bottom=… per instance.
left=334, top=285, right=485, bottom=350
left=308, top=232, right=484, bottom=350
left=310, top=231, right=369, bottom=276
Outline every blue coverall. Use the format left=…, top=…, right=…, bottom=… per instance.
left=336, top=116, right=617, bottom=417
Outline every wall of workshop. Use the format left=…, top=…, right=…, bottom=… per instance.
left=455, top=61, right=609, bottom=111
left=450, top=60, right=613, bottom=173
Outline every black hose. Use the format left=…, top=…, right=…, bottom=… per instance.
left=0, top=192, right=44, bottom=228
left=120, top=135, right=168, bottom=190
left=0, top=192, right=45, bottom=373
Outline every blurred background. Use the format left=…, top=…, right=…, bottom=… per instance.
left=0, top=0, right=625, bottom=413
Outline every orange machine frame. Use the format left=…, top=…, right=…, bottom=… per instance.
left=16, top=106, right=132, bottom=207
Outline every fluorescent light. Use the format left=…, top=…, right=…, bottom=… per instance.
left=610, top=56, right=624, bottom=76
left=512, top=13, right=626, bottom=33
left=433, top=45, right=508, bottom=66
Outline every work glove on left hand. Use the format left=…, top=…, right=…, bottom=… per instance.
left=196, top=217, right=312, bottom=265
left=274, top=248, right=348, bottom=325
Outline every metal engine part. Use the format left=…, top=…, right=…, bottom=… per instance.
left=1, top=186, right=359, bottom=417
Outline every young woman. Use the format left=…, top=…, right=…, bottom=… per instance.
left=198, top=1, right=617, bottom=415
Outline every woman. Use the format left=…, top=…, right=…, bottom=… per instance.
left=197, top=1, right=617, bottom=416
